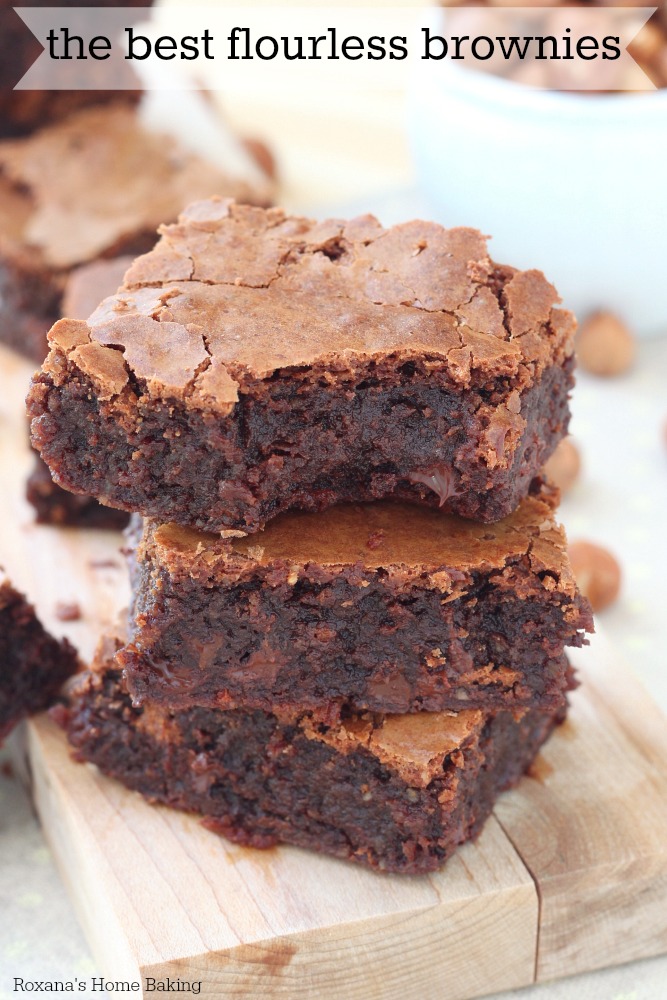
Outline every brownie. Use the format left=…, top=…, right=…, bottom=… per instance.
left=60, top=635, right=563, bottom=874
left=26, top=257, right=135, bottom=530
left=119, top=485, right=591, bottom=715
left=0, top=1, right=147, bottom=139
left=0, top=107, right=272, bottom=362
left=0, top=571, right=78, bottom=741
left=28, top=198, right=576, bottom=532
left=442, top=1, right=667, bottom=91
left=62, top=256, right=137, bottom=326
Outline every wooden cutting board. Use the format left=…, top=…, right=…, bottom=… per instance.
left=2, top=346, right=667, bottom=999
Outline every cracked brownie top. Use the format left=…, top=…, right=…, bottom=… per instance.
left=43, top=197, right=576, bottom=409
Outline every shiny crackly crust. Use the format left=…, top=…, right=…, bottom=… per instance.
left=0, top=110, right=273, bottom=273
left=145, top=486, right=576, bottom=591
left=40, top=198, right=576, bottom=401
left=0, top=109, right=273, bottom=362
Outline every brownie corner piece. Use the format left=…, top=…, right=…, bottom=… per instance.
left=29, top=199, right=576, bottom=534
left=62, top=634, right=563, bottom=874
left=0, top=572, right=78, bottom=741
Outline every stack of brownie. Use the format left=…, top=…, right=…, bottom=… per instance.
left=29, top=199, right=593, bottom=874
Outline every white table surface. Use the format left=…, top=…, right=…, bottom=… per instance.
left=1, top=27, right=667, bottom=995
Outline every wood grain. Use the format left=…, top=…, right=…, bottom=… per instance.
left=495, top=634, right=667, bottom=982
left=28, top=717, right=537, bottom=1000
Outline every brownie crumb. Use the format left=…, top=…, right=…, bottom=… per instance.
left=119, top=485, right=593, bottom=716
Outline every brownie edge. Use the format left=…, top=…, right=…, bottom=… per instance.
left=120, top=489, right=592, bottom=716
left=60, top=636, right=564, bottom=874
left=25, top=258, right=137, bottom=529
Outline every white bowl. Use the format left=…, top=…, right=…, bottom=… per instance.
left=408, top=61, right=667, bottom=335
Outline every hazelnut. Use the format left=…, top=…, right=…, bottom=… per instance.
left=568, top=540, right=621, bottom=612
left=576, top=311, right=636, bottom=377
left=544, top=438, right=581, bottom=494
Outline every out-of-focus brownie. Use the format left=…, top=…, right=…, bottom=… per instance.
left=0, top=571, right=78, bottom=741
left=0, top=1, right=147, bottom=139
left=29, top=198, right=577, bottom=531
left=60, top=635, right=564, bottom=874
left=120, top=484, right=591, bottom=715
left=26, top=257, right=135, bottom=530
left=62, top=256, right=136, bottom=326
left=0, top=107, right=272, bottom=362
left=26, top=455, right=130, bottom=530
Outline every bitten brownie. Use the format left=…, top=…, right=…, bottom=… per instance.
left=26, top=257, right=135, bottom=530
left=120, top=485, right=592, bottom=715
left=0, top=572, right=78, bottom=741
left=0, top=107, right=272, bottom=362
left=29, top=198, right=576, bottom=532
left=61, top=636, right=563, bottom=874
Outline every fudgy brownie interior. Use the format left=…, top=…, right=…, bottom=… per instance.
left=61, top=636, right=564, bottom=874
left=25, top=257, right=136, bottom=528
